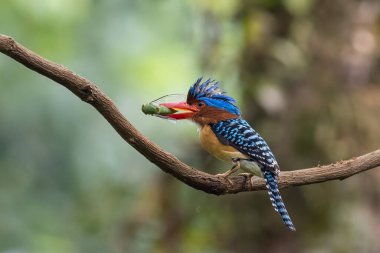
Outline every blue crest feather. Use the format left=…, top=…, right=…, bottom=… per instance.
left=187, top=78, right=241, bottom=116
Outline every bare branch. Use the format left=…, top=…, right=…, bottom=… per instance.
left=1, top=34, right=379, bottom=195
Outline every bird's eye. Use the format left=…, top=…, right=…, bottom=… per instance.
left=197, top=102, right=205, bottom=107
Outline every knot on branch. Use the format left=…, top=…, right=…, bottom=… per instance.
left=80, top=85, right=95, bottom=103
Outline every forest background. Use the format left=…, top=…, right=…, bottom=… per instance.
left=1, top=0, right=380, bottom=252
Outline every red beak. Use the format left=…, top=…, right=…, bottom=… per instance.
left=159, top=102, right=198, bottom=120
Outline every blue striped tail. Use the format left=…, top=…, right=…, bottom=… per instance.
left=263, top=170, right=296, bottom=231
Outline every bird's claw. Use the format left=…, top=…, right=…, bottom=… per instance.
left=215, top=170, right=234, bottom=178
left=215, top=171, right=234, bottom=185
left=215, top=158, right=242, bottom=185
left=238, top=173, right=254, bottom=189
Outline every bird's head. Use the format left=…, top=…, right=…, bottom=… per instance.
left=160, top=78, right=241, bottom=125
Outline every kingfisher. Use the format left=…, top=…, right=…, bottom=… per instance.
left=159, top=78, right=296, bottom=231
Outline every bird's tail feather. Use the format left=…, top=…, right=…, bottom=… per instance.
left=263, top=170, right=296, bottom=231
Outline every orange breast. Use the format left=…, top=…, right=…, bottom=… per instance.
left=199, top=125, right=249, bottom=162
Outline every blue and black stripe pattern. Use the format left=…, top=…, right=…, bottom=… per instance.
left=211, top=118, right=296, bottom=231
left=263, top=170, right=296, bottom=231
left=211, top=118, right=279, bottom=174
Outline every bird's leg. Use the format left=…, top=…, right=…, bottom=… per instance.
left=215, top=158, right=241, bottom=184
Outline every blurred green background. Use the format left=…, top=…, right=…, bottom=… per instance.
left=1, top=0, right=380, bottom=252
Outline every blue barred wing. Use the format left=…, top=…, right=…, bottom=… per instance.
left=210, top=118, right=279, bottom=174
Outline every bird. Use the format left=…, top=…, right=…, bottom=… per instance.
left=159, top=78, right=296, bottom=231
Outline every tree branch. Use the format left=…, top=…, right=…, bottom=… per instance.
left=1, top=34, right=379, bottom=195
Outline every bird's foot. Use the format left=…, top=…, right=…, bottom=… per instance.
left=215, top=170, right=233, bottom=177
left=215, top=158, right=241, bottom=185
left=215, top=170, right=235, bottom=185
left=238, top=173, right=254, bottom=189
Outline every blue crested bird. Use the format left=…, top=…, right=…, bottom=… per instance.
left=159, top=78, right=296, bottom=231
